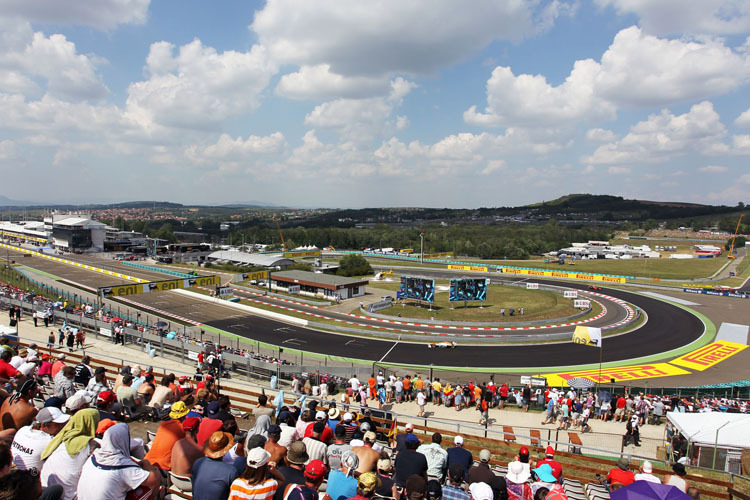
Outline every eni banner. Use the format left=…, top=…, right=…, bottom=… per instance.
left=448, top=264, right=488, bottom=272
left=670, top=341, right=748, bottom=371
left=99, top=275, right=219, bottom=297
left=543, top=363, right=690, bottom=387
left=500, top=267, right=626, bottom=284
left=283, top=250, right=321, bottom=258
left=237, top=271, right=269, bottom=282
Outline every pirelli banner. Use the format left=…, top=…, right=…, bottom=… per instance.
left=448, top=264, right=488, bottom=272
left=283, top=250, right=321, bottom=258
left=499, top=267, right=627, bottom=284
left=670, top=341, right=748, bottom=371
left=99, top=275, right=220, bottom=297
left=544, top=363, right=690, bottom=387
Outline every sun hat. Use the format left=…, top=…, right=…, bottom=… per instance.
left=204, top=431, right=235, bottom=459
left=287, top=441, right=309, bottom=465
left=454, top=435, right=464, bottom=446
left=479, top=449, right=491, bottom=462
left=358, top=472, right=382, bottom=495
left=617, top=457, right=630, bottom=470
left=532, top=464, right=556, bottom=483
left=35, top=407, right=70, bottom=424
left=169, top=401, right=190, bottom=420
left=341, top=450, right=360, bottom=476
left=305, top=459, right=327, bottom=481
left=469, top=482, right=494, bottom=500
left=360, top=422, right=371, bottom=432
left=328, top=407, right=340, bottom=419
left=246, top=447, right=271, bottom=468
left=507, top=461, right=531, bottom=484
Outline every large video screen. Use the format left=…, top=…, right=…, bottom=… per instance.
left=449, top=278, right=488, bottom=302
left=399, top=276, right=435, bottom=303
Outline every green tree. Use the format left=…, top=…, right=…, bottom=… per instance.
left=337, top=254, right=373, bottom=277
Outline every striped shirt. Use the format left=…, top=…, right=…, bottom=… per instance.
left=302, top=437, right=328, bottom=465
left=229, top=478, right=278, bottom=500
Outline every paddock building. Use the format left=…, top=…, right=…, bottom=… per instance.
left=271, top=270, right=368, bottom=300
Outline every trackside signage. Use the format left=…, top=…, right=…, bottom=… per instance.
left=500, top=267, right=626, bottom=283
left=99, top=275, right=220, bottom=297
left=670, top=341, right=748, bottom=371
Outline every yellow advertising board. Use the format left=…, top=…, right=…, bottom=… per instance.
left=239, top=271, right=269, bottom=282
left=426, top=252, right=454, bottom=258
left=670, top=341, right=748, bottom=371
left=0, top=231, right=48, bottom=243
left=100, top=275, right=220, bottom=297
left=100, top=283, right=145, bottom=297
left=500, top=267, right=626, bottom=284
left=283, top=250, right=321, bottom=258
left=543, top=363, right=690, bottom=387
left=448, top=264, right=488, bottom=272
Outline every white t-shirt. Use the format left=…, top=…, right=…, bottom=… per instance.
left=11, top=426, right=53, bottom=473
left=41, top=443, right=94, bottom=500
left=349, top=377, right=360, bottom=392
left=394, top=380, right=404, bottom=392
left=77, top=457, right=149, bottom=500
left=376, top=375, right=384, bottom=385
left=10, top=356, right=24, bottom=369
left=17, top=362, right=37, bottom=376
left=417, top=392, right=426, bottom=406
left=634, top=473, right=661, bottom=484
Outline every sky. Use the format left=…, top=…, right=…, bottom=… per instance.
left=1, top=0, right=750, bottom=209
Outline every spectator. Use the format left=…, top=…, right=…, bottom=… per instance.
left=116, top=375, right=147, bottom=419
left=96, top=391, right=119, bottom=421
left=391, top=422, right=415, bottom=455
left=253, top=394, right=275, bottom=419
left=85, top=367, right=109, bottom=399
left=468, top=450, right=494, bottom=486
left=305, top=411, right=333, bottom=444
left=417, top=433, right=448, bottom=481
left=77, top=423, right=161, bottom=500
left=247, top=415, right=272, bottom=444
left=303, top=421, right=329, bottom=465
left=351, top=472, right=382, bottom=500
left=281, top=459, right=327, bottom=500
left=664, top=463, right=689, bottom=492
left=50, top=354, right=66, bottom=379
left=327, top=451, right=359, bottom=500
left=73, top=356, right=94, bottom=386
left=535, top=447, right=562, bottom=481
left=375, top=457, right=398, bottom=499
left=469, top=482, right=493, bottom=500
left=192, top=431, right=239, bottom=500
left=0, top=379, right=39, bottom=431
left=171, top=416, right=203, bottom=478
left=327, top=424, right=352, bottom=472
left=352, top=430, right=380, bottom=474
left=149, top=377, right=175, bottom=409
left=11, top=407, right=69, bottom=473
left=505, top=461, right=532, bottom=500
left=443, top=464, right=470, bottom=500
left=530, top=464, right=558, bottom=495
left=274, top=441, right=308, bottom=500
left=65, top=392, right=93, bottom=415
left=406, top=474, right=427, bottom=500
left=278, top=411, right=300, bottom=449
left=0, top=469, right=46, bottom=500
left=228, top=447, right=285, bottom=500
left=446, top=435, right=473, bottom=476
left=265, top=425, right=287, bottom=466
left=686, top=487, right=700, bottom=500
left=395, top=434, right=428, bottom=488
left=53, top=366, right=75, bottom=400
left=606, top=457, right=635, bottom=487
left=40, top=408, right=100, bottom=500
left=144, top=401, right=189, bottom=472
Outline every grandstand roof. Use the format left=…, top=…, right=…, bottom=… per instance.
left=272, top=270, right=367, bottom=287
left=206, top=250, right=293, bottom=268
left=668, top=411, right=750, bottom=450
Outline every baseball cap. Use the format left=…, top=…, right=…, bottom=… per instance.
left=315, top=410, right=327, bottom=420
left=469, top=482, right=494, bottom=500
left=343, top=412, right=353, bottom=422
left=405, top=434, right=419, bottom=444
left=278, top=410, right=291, bottom=422
left=35, top=407, right=70, bottom=424
left=97, top=391, right=117, bottom=405
left=66, top=392, right=92, bottom=412
left=454, top=435, right=464, bottom=446
left=246, top=447, right=271, bottom=468
left=305, top=459, right=327, bottom=481
left=183, top=416, right=201, bottom=432
left=179, top=375, right=188, bottom=382
left=479, top=449, right=491, bottom=462
left=377, top=458, right=392, bottom=471
left=364, top=431, right=377, bottom=443
left=427, top=480, right=442, bottom=499
left=268, top=424, right=282, bottom=435
left=642, top=461, right=653, bottom=473
left=519, top=446, right=529, bottom=456
left=405, top=422, right=414, bottom=431
left=96, top=419, right=117, bottom=435
left=545, top=446, right=555, bottom=457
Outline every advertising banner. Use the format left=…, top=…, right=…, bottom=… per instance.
left=574, top=299, right=591, bottom=309
left=448, top=264, right=488, bottom=272
left=670, top=341, right=748, bottom=371
left=99, top=275, right=220, bottom=297
left=238, top=271, right=269, bottom=282
left=499, top=266, right=626, bottom=283
left=99, top=328, right=112, bottom=338
left=571, top=326, right=601, bottom=347
left=449, top=278, right=488, bottom=302
left=544, top=363, right=690, bottom=386
left=215, top=286, right=232, bottom=297
left=564, top=290, right=578, bottom=298
left=683, top=288, right=749, bottom=299
left=520, top=376, right=548, bottom=387
left=283, top=250, right=321, bottom=258
left=399, top=276, right=435, bottom=303
left=288, top=285, right=300, bottom=294
left=526, top=283, right=539, bottom=290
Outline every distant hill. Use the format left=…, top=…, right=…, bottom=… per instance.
left=0, top=194, right=33, bottom=207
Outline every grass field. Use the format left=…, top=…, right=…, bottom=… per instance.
left=364, top=281, right=587, bottom=322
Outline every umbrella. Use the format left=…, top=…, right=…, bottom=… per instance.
left=611, top=480, right=690, bottom=500
left=155, top=321, right=168, bottom=328
left=598, top=390, right=612, bottom=403
left=567, top=377, right=595, bottom=389
left=166, top=331, right=176, bottom=340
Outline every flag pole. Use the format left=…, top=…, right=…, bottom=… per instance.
left=598, top=344, right=603, bottom=391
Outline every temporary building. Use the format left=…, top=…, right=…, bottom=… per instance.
left=666, top=411, right=750, bottom=473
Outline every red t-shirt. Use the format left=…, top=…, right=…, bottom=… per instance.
left=607, top=468, right=635, bottom=485
left=0, top=360, right=18, bottom=380
left=304, top=422, right=333, bottom=444
left=500, top=385, right=508, bottom=397
left=536, top=459, right=563, bottom=479
left=617, top=397, right=626, bottom=409
left=196, top=418, right=223, bottom=447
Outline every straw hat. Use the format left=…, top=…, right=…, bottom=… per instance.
left=204, top=431, right=234, bottom=459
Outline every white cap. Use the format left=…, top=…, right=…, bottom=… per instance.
left=35, top=407, right=71, bottom=424
left=454, top=435, right=464, bottom=445
left=642, top=461, right=653, bottom=473
left=405, top=423, right=414, bottom=431
left=315, top=410, right=327, bottom=420
left=343, top=412, right=353, bottom=421
left=66, top=391, right=92, bottom=412
left=246, top=447, right=271, bottom=468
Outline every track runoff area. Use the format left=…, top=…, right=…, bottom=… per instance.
left=5, top=243, right=744, bottom=386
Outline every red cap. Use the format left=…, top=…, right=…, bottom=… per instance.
left=520, top=446, right=529, bottom=456
left=546, top=446, right=555, bottom=457
left=183, top=416, right=201, bottom=432
left=179, top=376, right=188, bottom=382
left=97, top=391, right=117, bottom=405
left=96, top=419, right=117, bottom=435
left=304, top=459, right=327, bottom=480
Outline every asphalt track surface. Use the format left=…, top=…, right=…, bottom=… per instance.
left=10, top=249, right=704, bottom=368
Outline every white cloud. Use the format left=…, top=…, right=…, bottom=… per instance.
left=304, top=78, right=416, bottom=142
left=596, top=0, right=750, bottom=35
left=733, top=134, right=750, bottom=154
left=275, top=64, right=390, bottom=100
left=252, top=0, right=545, bottom=77
left=0, top=20, right=108, bottom=100
left=584, top=101, right=729, bottom=165
left=186, top=132, right=286, bottom=163
left=736, top=108, right=750, bottom=127
left=125, top=39, right=277, bottom=131
left=608, top=166, right=631, bottom=175
left=465, top=26, right=750, bottom=128
left=698, top=165, right=729, bottom=173
left=481, top=160, right=506, bottom=175
left=395, top=115, right=409, bottom=130
left=0, top=0, right=150, bottom=30
left=586, top=128, right=617, bottom=142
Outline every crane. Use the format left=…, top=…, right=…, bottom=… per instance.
left=728, top=213, right=744, bottom=259
left=273, top=217, right=286, bottom=251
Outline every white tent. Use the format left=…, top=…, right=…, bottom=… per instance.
left=667, top=411, right=750, bottom=450
left=0, top=325, right=16, bottom=335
